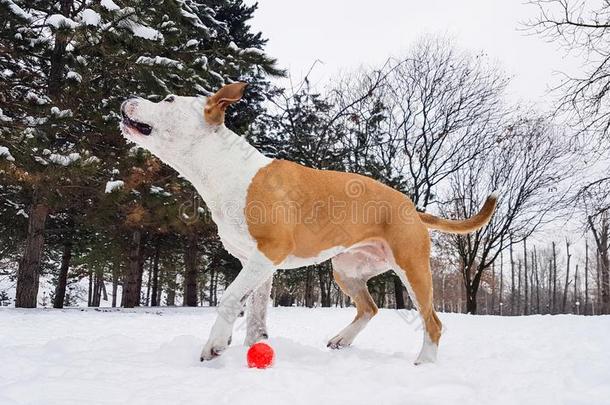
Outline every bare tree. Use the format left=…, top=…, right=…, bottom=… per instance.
left=446, top=116, right=571, bottom=314
left=375, top=37, right=508, bottom=210
left=527, top=0, right=610, bottom=137
left=578, top=177, right=610, bottom=314
left=331, top=36, right=509, bottom=309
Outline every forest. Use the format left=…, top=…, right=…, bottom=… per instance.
left=1, top=0, right=609, bottom=316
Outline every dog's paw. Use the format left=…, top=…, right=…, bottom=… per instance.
left=245, top=330, right=269, bottom=347
left=327, top=334, right=352, bottom=350
left=199, top=336, right=232, bottom=362
left=200, top=345, right=224, bottom=361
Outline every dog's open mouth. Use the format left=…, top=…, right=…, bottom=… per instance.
left=121, top=110, right=152, bottom=136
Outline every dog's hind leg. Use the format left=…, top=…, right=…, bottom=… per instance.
left=245, top=275, right=273, bottom=346
left=393, top=251, right=442, bottom=365
left=327, top=251, right=382, bottom=349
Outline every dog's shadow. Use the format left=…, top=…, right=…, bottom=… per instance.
left=156, top=336, right=412, bottom=370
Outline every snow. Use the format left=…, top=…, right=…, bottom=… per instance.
left=46, top=14, right=78, bottom=30
left=209, top=70, right=224, bottom=83
left=0, top=108, right=12, bottom=122
left=0, top=308, right=607, bottom=405
left=2, top=0, right=32, bottom=21
left=129, top=23, right=163, bottom=41
left=51, top=106, right=73, bottom=118
left=34, top=156, right=48, bottom=165
left=100, top=0, right=120, bottom=11
left=150, top=185, right=171, bottom=196
left=83, top=156, right=101, bottom=165
left=194, top=55, right=208, bottom=68
left=0, top=146, right=15, bottom=161
left=180, top=8, right=210, bottom=33
left=185, top=39, right=199, bottom=47
left=25, top=91, right=50, bottom=105
left=228, top=41, right=240, bottom=52
left=136, top=56, right=183, bottom=70
left=105, top=180, right=124, bottom=193
left=80, top=9, right=101, bottom=26
left=0, top=68, right=14, bottom=78
left=48, top=153, right=80, bottom=166
left=66, top=71, right=82, bottom=83
left=242, top=47, right=266, bottom=56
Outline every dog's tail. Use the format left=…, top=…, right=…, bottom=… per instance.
left=418, top=194, right=498, bottom=234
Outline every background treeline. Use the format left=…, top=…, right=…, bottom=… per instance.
left=0, top=0, right=608, bottom=315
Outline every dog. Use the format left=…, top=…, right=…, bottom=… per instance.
left=120, top=83, right=497, bottom=364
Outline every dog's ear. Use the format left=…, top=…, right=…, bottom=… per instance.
left=204, top=82, right=248, bottom=125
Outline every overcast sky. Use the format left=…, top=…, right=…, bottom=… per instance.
left=244, top=0, right=593, bottom=242
left=246, top=0, right=585, bottom=110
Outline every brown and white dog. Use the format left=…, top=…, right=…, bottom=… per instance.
left=120, top=83, right=497, bottom=365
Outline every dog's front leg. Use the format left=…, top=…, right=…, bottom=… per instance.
left=200, top=250, right=276, bottom=361
left=245, top=276, right=273, bottom=346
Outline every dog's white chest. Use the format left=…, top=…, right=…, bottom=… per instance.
left=185, top=128, right=272, bottom=261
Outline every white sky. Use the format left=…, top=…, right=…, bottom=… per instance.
left=245, top=0, right=593, bottom=255
left=246, top=0, right=585, bottom=109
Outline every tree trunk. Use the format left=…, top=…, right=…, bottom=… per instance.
left=184, top=233, right=198, bottom=307
left=596, top=252, right=601, bottom=314
left=87, top=270, right=93, bottom=306
left=499, top=251, right=503, bottom=315
left=136, top=256, right=145, bottom=304
left=523, top=239, right=529, bottom=315
left=48, top=0, right=72, bottom=96
left=510, top=242, right=515, bottom=315
left=318, top=263, right=332, bottom=307
left=592, top=216, right=610, bottom=314
left=585, top=241, right=589, bottom=315
left=563, top=240, right=571, bottom=313
left=100, top=278, right=108, bottom=302
left=466, top=283, right=479, bottom=314
left=551, top=242, right=557, bottom=314
left=16, top=201, right=49, bottom=308
left=574, top=264, right=579, bottom=314
left=305, top=267, right=314, bottom=308
left=166, top=264, right=176, bottom=306
left=491, top=261, right=496, bottom=315
left=145, top=258, right=152, bottom=306
left=150, top=239, right=161, bottom=307
left=393, top=275, right=405, bottom=309
left=123, top=230, right=145, bottom=308
left=111, top=263, right=119, bottom=308
left=547, top=258, right=552, bottom=314
left=208, top=265, right=216, bottom=307
left=517, top=259, right=522, bottom=315
left=155, top=265, right=163, bottom=306
left=53, top=236, right=73, bottom=309
left=533, top=248, right=540, bottom=313
left=91, top=269, right=103, bottom=307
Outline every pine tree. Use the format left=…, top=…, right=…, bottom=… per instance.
left=1, top=0, right=281, bottom=307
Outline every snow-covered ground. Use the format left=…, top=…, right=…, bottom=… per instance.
left=0, top=307, right=608, bottom=405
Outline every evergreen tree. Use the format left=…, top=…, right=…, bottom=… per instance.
left=0, top=0, right=281, bottom=307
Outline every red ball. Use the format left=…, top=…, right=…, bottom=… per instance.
left=247, top=342, right=275, bottom=369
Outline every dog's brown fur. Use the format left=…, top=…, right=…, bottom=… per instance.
left=245, top=159, right=497, bottom=347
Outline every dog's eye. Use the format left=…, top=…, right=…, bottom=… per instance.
left=164, top=95, right=175, bottom=103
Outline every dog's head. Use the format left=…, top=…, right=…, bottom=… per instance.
left=119, top=83, right=247, bottom=162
